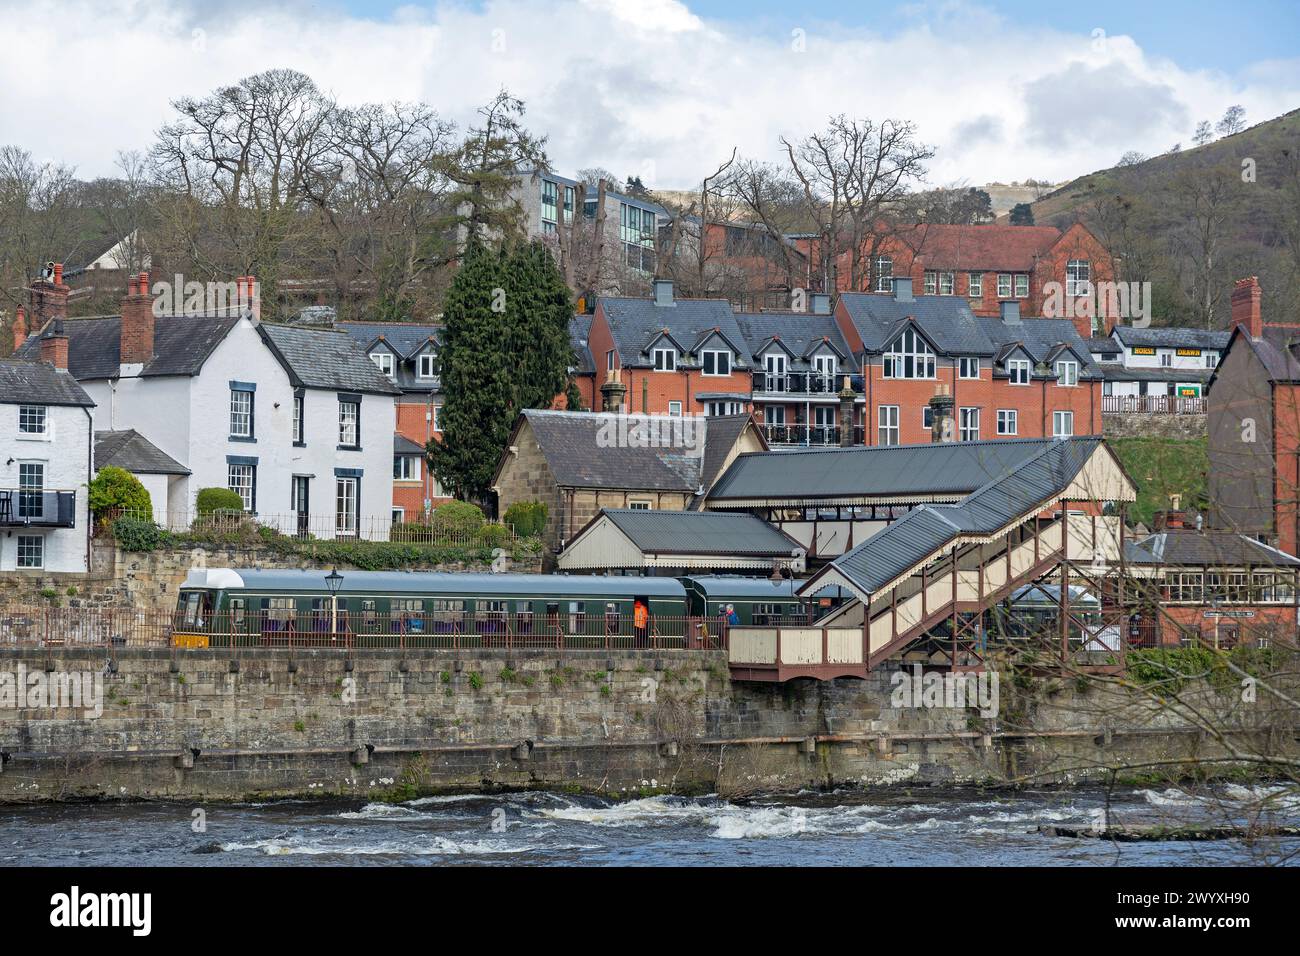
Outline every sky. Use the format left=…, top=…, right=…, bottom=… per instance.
left=2, top=0, right=1297, bottom=189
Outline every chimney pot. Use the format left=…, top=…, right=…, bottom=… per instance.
left=53, top=263, right=64, bottom=286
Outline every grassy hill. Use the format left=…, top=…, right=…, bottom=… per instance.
left=1110, top=436, right=1208, bottom=528
left=1019, top=108, right=1300, bottom=327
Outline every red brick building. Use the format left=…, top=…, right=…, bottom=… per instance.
left=1208, top=276, right=1300, bottom=554
left=837, top=222, right=1118, bottom=339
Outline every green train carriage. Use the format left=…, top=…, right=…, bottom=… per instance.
left=174, top=569, right=694, bottom=648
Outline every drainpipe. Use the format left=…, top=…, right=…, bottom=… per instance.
left=83, top=406, right=94, bottom=572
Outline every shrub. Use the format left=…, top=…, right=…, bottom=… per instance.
left=112, top=517, right=172, bottom=552
left=503, top=501, right=548, bottom=537
left=195, top=487, right=244, bottom=516
left=87, top=466, right=152, bottom=521
left=478, top=522, right=509, bottom=547
left=430, top=501, right=485, bottom=536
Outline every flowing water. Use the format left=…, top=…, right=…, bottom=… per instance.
left=3, top=785, right=1298, bottom=866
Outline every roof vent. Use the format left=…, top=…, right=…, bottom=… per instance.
left=892, top=277, right=913, bottom=302
left=653, top=279, right=675, bottom=307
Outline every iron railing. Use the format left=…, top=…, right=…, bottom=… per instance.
left=1102, top=395, right=1206, bottom=415
left=752, top=371, right=865, bottom=396
left=761, top=424, right=864, bottom=447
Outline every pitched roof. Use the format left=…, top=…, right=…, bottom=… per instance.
left=807, top=438, right=1111, bottom=596
left=890, top=223, right=1063, bottom=272
left=1112, top=326, right=1231, bottom=351
left=596, top=508, right=803, bottom=557
left=1209, top=325, right=1300, bottom=387
left=13, top=314, right=240, bottom=381
left=504, top=409, right=752, bottom=494
left=1087, top=336, right=1122, bottom=355
left=569, top=314, right=595, bottom=375
left=1125, top=530, right=1300, bottom=568
left=734, top=311, right=853, bottom=367
left=838, top=292, right=996, bottom=356
left=979, top=316, right=1101, bottom=379
left=598, top=296, right=751, bottom=369
left=394, top=433, right=425, bottom=455
left=708, top=437, right=1076, bottom=505
left=0, top=360, right=94, bottom=407
left=258, top=323, right=402, bottom=396
left=338, top=321, right=442, bottom=359
left=699, top=414, right=764, bottom=491
left=94, top=429, right=189, bottom=475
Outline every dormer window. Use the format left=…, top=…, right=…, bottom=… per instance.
left=370, top=352, right=394, bottom=379
left=883, top=329, right=935, bottom=379
left=701, top=349, right=731, bottom=376
left=653, top=348, right=676, bottom=371
left=418, top=353, right=438, bottom=379
left=1007, top=359, right=1031, bottom=385
left=1055, top=359, right=1079, bottom=387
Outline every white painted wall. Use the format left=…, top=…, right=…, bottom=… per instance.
left=0, top=400, right=92, bottom=572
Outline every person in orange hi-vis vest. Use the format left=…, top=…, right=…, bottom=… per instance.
left=633, top=599, right=649, bottom=649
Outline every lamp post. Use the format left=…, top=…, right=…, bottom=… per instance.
left=325, top=568, right=344, bottom=640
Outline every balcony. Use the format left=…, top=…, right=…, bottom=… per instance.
left=1102, top=395, right=1206, bottom=415
left=752, top=371, right=865, bottom=397
left=0, top=489, right=77, bottom=528
left=762, top=424, right=864, bottom=448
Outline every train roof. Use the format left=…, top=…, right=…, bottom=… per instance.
left=182, top=568, right=688, bottom=599
left=683, top=575, right=802, bottom=600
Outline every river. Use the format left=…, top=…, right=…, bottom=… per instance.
left=2, top=784, right=1297, bottom=866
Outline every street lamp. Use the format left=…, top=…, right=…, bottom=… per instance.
left=325, top=568, right=344, bottom=638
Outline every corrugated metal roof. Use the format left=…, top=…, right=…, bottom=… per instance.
left=708, top=437, right=1070, bottom=503
left=600, top=508, right=802, bottom=557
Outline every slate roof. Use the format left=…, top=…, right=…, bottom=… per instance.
left=394, top=433, right=425, bottom=455
left=1099, top=366, right=1213, bottom=383
left=0, top=359, right=95, bottom=406
left=1125, top=531, right=1300, bottom=568
left=598, top=296, right=751, bottom=369
left=13, top=314, right=240, bottom=381
left=1087, top=336, right=1122, bottom=355
left=708, top=437, right=1075, bottom=505
left=1112, top=326, right=1231, bottom=351
left=805, top=438, right=1109, bottom=597
left=838, top=292, right=995, bottom=356
left=889, top=223, right=1064, bottom=272
left=258, top=324, right=401, bottom=396
left=94, top=430, right=189, bottom=475
left=735, top=311, right=852, bottom=368
left=699, top=414, right=763, bottom=492
left=337, top=321, right=442, bottom=394
left=978, top=316, right=1101, bottom=380
left=505, top=409, right=752, bottom=494
left=570, top=315, right=595, bottom=375
left=1208, top=326, right=1300, bottom=386
left=596, top=508, right=803, bottom=557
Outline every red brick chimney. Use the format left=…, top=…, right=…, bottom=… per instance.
left=11, top=306, right=26, bottom=351
left=1231, top=276, right=1262, bottom=339
left=119, top=271, right=155, bottom=366
left=40, top=319, right=69, bottom=370
left=28, top=262, right=69, bottom=331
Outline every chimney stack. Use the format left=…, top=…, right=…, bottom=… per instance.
left=838, top=376, right=857, bottom=446
left=811, top=292, right=832, bottom=315
left=1231, top=276, right=1262, bottom=339
left=928, top=384, right=955, bottom=442
left=600, top=368, right=627, bottom=412
left=11, top=306, right=27, bottom=351
left=892, top=277, right=914, bottom=302
left=28, top=261, right=69, bottom=332
left=40, top=319, right=69, bottom=370
left=1000, top=300, right=1021, bottom=325
left=119, top=271, right=155, bottom=368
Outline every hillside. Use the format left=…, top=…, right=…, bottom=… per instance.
left=1017, top=108, right=1300, bottom=327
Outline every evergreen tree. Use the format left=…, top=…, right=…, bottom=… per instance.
left=427, top=240, right=514, bottom=503
left=1009, top=202, right=1035, bottom=226
left=506, top=240, right=574, bottom=411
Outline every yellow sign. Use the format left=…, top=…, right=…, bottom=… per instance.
left=1176, top=348, right=1202, bottom=357
left=1133, top=346, right=1156, bottom=355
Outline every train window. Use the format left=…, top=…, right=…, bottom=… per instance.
left=515, top=609, right=534, bottom=633
left=754, top=602, right=781, bottom=625
left=568, top=601, right=586, bottom=632
left=230, top=598, right=245, bottom=625
left=182, top=592, right=202, bottom=628
left=604, top=602, right=620, bottom=630
left=431, top=599, right=463, bottom=614
left=266, top=597, right=296, bottom=622
left=362, top=600, right=376, bottom=625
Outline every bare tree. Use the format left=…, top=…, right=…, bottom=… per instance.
left=1216, top=105, right=1247, bottom=137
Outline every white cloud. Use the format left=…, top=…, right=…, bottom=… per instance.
left=0, top=0, right=1295, bottom=188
